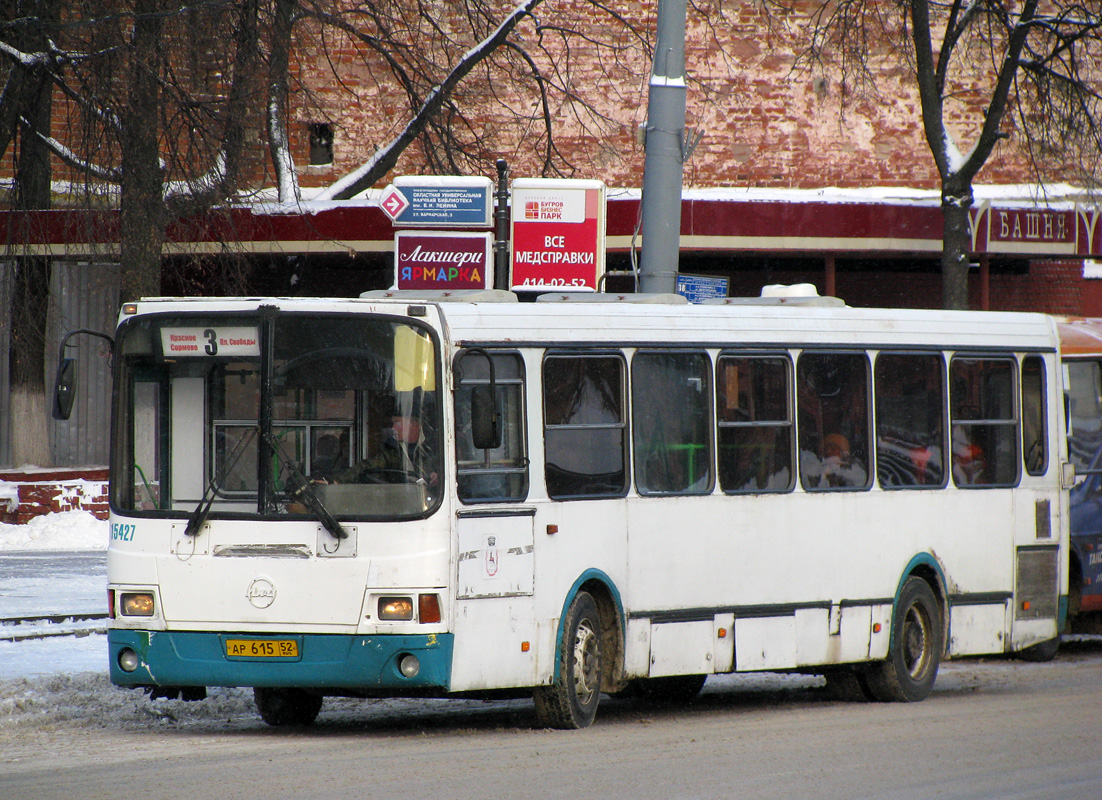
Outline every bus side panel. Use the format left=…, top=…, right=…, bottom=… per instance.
left=948, top=603, right=1009, bottom=656
left=735, top=616, right=795, bottom=670
left=449, top=596, right=541, bottom=691
left=649, top=621, right=716, bottom=676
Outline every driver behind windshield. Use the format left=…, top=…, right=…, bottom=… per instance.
left=327, top=394, right=438, bottom=487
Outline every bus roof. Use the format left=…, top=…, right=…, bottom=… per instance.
left=125, top=292, right=1060, bottom=353
left=429, top=295, right=1059, bottom=353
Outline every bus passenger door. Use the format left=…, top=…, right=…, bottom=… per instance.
left=451, top=508, right=538, bottom=690
left=449, top=349, right=537, bottom=691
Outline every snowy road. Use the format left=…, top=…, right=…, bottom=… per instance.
left=0, top=512, right=108, bottom=679
left=3, top=517, right=1102, bottom=799
left=2, top=644, right=1102, bottom=800
left=0, top=550, right=106, bottom=679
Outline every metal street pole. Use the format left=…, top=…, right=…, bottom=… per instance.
left=638, top=0, right=687, bottom=295
left=494, top=159, right=510, bottom=291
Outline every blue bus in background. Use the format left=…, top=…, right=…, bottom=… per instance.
left=1060, top=318, right=1102, bottom=631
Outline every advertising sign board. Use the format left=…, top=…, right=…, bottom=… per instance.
left=510, top=179, right=606, bottom=292
left=380, top=176, right=493, bottom=227
left=393, top=231, right=493, bottom=290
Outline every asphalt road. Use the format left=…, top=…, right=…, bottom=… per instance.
left=3, top=639, right=1101, bottom=800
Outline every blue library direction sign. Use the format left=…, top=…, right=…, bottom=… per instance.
left=677, top=273, right=729, bottom=303
left=380, top=176, right=493, bottom=228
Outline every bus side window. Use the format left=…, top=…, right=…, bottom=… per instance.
left=632, top=350, right=713, bottom=495
left=543, top=353, right=628, bottom=499
left=950, top=357, right=1019, bottom=487
left=1021, top=356, right=1047, bottom=476
left=716, top=354, right=794, bottom=493
left=797, top=352, right=872, bottom=491
left=454, top=351, right=529, bottom=503
left=875, top=353, right=946, bottom=488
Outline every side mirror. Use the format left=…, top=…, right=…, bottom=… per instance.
left=471, top=385, right=501, bottom=450
left=52, top=358, right=77, bottom=420
left=52, top=328, right=115, bottom=421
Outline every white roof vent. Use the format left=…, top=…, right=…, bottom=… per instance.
left=359, top=289, right=517, bottom=302
left=535, top=292, right=688, bottom=304
left=701, top=283, right=846, bottom=307
left=760, top=283, right=819, bottom=299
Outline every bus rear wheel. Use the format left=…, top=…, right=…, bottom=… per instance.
left=866, top=577, right=942, bottom=702
left=533, top=591, right=603, bottom=729
left=1018, top=637, right=1060, bottom=662
left=253, top=687, right=323, bottom=726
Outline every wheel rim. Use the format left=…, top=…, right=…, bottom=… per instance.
left=901, top=602, right=932, bottom=680
left=572, top=617, right=600, bottom=705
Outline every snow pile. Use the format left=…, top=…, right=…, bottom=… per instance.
left=0, top=481, right=16, bottom=512
left=0, top=511, right=107, bottom=552
left=0, top=673, right=257, bottom=732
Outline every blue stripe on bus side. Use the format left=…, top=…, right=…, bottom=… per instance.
left=108, top=630, right=454, bottom=690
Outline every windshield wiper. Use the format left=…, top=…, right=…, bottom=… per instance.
left=262, top=430, right=348, bottom=541
left=185, top=427, right=257, bottom=537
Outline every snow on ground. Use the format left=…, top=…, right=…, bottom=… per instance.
left=0, top=510, right=107, bottom=552
left=0, top=511, right=110, bottom=695
left=0, top=510, right=253, bottom=730
left=0, top=673, right=258, bottom=732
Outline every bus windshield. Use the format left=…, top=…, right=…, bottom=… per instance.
left=111, top=312, right=441, bottom=520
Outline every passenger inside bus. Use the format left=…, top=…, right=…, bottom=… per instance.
left=951, top=425, right=987, bottom=485
left=802, top=433, right=868, bottom=488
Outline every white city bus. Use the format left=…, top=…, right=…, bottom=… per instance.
left=91, top=286, right=1070, bottom=728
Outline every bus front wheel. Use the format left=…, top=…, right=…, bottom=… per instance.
left=534, top=591, right=603, bottom=729
left=866, top=577, right=942, bottom=702
left=253, top=687, right=323, bottom=726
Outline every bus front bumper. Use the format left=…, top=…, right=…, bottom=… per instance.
left=108, top=629, right=454, bottom=691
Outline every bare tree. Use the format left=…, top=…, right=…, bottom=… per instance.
left=796, top=0, right=1102, bottom=309
left=2, top=0, right=59, bottom=466
left=282, top=0, right=647, bottom=200
left=1, top=0, right=267, bottom=464
left=0, top=0, right=651, bottom=466
left=305, top=0, right=548, bottom=200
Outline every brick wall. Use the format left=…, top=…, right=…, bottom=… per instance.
left=0, top=469, right=110, bottom=525
left=9, top=2, right=1070, bottom=197
left=990, top=261, right=1084, bottom=314
left=289, top=2, right=1058, bottom=194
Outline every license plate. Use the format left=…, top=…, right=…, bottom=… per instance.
left=224, top=638, right=299, bottom=658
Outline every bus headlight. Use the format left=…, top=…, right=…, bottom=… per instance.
left=120, top=592, right=155, bottom=616
left=379, top=597, right=414, bottom=620
left=398, top=654, right=421, bottom=678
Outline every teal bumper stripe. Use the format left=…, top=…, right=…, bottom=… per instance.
left=109, top=629, right=453, bottom=690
